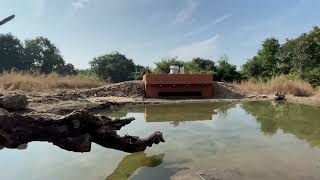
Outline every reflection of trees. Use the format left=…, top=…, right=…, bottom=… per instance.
left=242, top=101, right=320, bottom=146
left=213, top=103, right=238, bottom=120
left=16, top=143, right=28, bottom=150
left=106, top=152, right=164, bottom=180
left=0, top=143, right=28, bottom=151
left=170, top=121, right=181, bottom=127
left=102, top=106, right=145, bottom=118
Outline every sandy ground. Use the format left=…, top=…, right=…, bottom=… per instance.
left=1, top=81, right=320, bottom=115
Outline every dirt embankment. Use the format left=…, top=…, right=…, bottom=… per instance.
left=1, top=80, right=319, bottom=115
left=15, top=81, right=145, bottom=114
left=213, top=82, right=246, bottom=99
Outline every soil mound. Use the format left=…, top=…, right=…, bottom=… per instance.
left=212, top=82, right=245, bottom=99
left=81, top=80, right=145, bottom=98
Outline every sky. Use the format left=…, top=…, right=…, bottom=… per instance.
left=1, top=0, right=320, bottom=69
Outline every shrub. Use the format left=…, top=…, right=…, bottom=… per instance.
left=236, top=75, right=315, bottom=97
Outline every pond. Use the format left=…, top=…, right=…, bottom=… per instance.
left=1, top=101, right=320, bottom=180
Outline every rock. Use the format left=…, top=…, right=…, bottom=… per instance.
left=260, top=94, right=268, bottom=98
left=0, top=94, right=28, bottom=111
left=0, top=108, right=9, bottom=116
left=274, top=92, right=286, bottom=101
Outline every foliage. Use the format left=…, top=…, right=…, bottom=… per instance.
left=24, top=37, right=65, bottom=74
left=242, top=37, right=280, bottom=79
left=0, top=34, right=25, bottom=71
left=301, top=67, right=320, bottom=87
left=242, top=27, right=320, bottom=86
left=0, top=34, right=77, bottom=75
left=89, top=52, right=136, bottom=82
left=184, top=58, right=216, bottom=73
left=57, top=63, right=78, bottom=76
left=154, top=58, right=184, bottom=73
left=215, top=56, right=241, bottom=82
left=154, top=56, right=241, bottom=82
left=133, top=65, right=152, bottom=80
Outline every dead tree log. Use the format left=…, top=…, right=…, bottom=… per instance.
left=0, top=110, right=164, bottom=153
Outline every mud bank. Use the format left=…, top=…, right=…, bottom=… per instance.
left=1, top=80, right=319, bottom=116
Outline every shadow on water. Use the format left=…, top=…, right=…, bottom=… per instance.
left=105, top=152, right=164, bottom=180
left=242, top=101, right=320, bottom=147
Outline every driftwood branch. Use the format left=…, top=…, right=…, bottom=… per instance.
left=0, top=110, right=164, bottom=153
left=0, top=15, right=15, bottom=27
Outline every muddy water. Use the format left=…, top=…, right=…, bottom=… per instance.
left=1, top=101, right=320, bottom=180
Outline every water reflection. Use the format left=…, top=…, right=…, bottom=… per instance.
left=144, top=103, right=216, bottom=123
left=0, top=143, right=28, bottom=150
left=106, top=152, right=164, bottom=180
left=2, top=102, right=320, bottom=180
left=109, top=102, right=233, bottom=126
left=242, top=101, right=320, bottom=146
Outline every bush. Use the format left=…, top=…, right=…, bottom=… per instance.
left=90, top=52, right=135, bottom=82
left=236, top=75, right=315, bottom=97
left=302, top=68, right=320, bottom=87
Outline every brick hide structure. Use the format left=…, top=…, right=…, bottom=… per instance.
left=143, top=74, right=214, bottom=98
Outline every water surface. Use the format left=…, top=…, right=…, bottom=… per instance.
left=1, top=101, right=320, bottom=180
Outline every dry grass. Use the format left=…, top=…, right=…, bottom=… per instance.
left=315, top=88, right=320, bottom=97
left=0, top=71, right=104, bottom=91
left=235, top=75, right=315, bottom=97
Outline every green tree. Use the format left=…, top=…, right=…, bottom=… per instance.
left=277, top=38, right=296, bottom=75
left=215, top=56, right=241, bottom=82
left=241, top=57, right=264, bottom=79
left=24, top=37, right=65, bottom=74
left=57, top=63, right=77, bottom=75
left=287, top=27, right=320, bottom=74
left=0, top=34, right=26, bottom=71
left=185, top=58, right=216, bottom=73
left=154, top=58, right=184, bottom=73
left=90, top=52, right=135, bottom=82
left=133, top=65, right=152, bottom=80
left=301, top=67, right=320, bottom=87
left=242, top=37, right=280, bottom=79
left=243, top=27, right=320, bottom=85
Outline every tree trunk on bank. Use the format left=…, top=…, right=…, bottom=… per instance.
left=0, top=110, right=164, bottom=153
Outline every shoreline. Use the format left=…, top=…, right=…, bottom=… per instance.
left=1, top=80, right=319, bottom=116
left=27, top=95, right=320, bottom=116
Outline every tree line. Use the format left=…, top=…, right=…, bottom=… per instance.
left=0, top=33, right=239, bottom=83
left=153, top=56, right=241, bottom=82
left=242, top=26, right=320, bottom=86
left=0, top=33, right=152, bottom=81
left=89, top=26, right=320, bottom=85
left=0, top=34, right=77, bottom=75
left=1, top=26, right=320, bottom=85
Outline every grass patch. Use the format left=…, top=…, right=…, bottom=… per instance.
left=235, top=75, right=315, bottom=97
left=0, top=71, right=104, bottom=91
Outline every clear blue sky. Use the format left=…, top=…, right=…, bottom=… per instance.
left=1, top=0, right=320, bottom=69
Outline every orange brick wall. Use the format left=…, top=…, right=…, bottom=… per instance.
left=143, top=74, right=213, bottom=98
